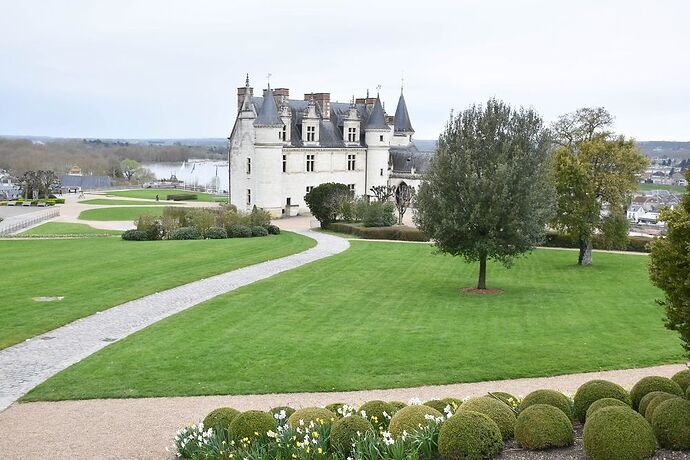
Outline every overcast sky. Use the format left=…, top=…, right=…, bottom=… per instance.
left=1, top=0, right=689, bottom=141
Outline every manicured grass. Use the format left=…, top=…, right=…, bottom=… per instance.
left=0, top=232, right=315, bottom=350
left=24, top=242, right=684, bottom=401
left=79, top=199, right=177, bottom=206
left=637, top=183, right=686, bottom=194
left=102, top=188, right=227, bottom=202
left=21, top=222, right=122, bottom=236
left=78, top=206, right=166, bottom=221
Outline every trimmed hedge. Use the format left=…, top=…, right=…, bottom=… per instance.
left=630, top=376, right=684, bottom=410
left=645, top=393, right=679, bottom=423
left=205, top=226, right=227, bottom=239
left=441, top=397, right=463, bottom=411
left=587, top=398, right=632, bottom=420
left=203, top=407, right=240, bottom=432
left=359, top=400, right=394, bottom=428
left=228, top=410, right=276, bottom=441
left=671, top=369, right=690, bottom=393
left=287, top=407, right=335, bottom=428
left=121, top=229, right=149, bottom=241
left=573, top=379, right=631, bottom=422
left=227, top=224, right=252, bottom=238
left=171, top=226, right=202, bottom=240
left=388, top=401, right=407, bottom=413
left=265, top=224, right=281, bottom=235
left=583, top=407, right=656, bottom=460
left=166, top=193, right=197, bottom=201
left=327, top=222, right=430, bottom=242
left=268, top=406, right=295, bottom=419
left=489, top=392, right=520, bottom=410
left=651, top=397, right=690, bottom=449
left=638, top=391, right=672, bottom=416
left=388, top=405, right=442, bottom=438
left=438, top=411, right=504, bottom=460
left=459, top=396, right=517, bottom=440
left=330, top=415, right=373, bottom=454
left=251, top=225, right=268, bottom=237
left=542, top=231, right=651, bottom=253
left=325, top=403, right=345, bottom=415
left=519, top=389, right=573, bottom=420
left=423, top=399, right=450, bottom=414
left=515, top=404, right=574, bottom=450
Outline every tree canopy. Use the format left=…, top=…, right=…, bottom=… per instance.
left=304, top=182, right=351, bottom=228
left=415, top=98, right=554, bottom=290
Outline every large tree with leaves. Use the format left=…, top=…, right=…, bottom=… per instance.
left=415, top=99, right=554, bottom=290
left=649, top=170, right=690, bottom=357
left=551, top=108, right=648, bottom=265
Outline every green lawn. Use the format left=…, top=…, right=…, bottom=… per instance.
left=102, top=188, right=227, bottom=202
left=21, top=222, right=122, bottom=236
left=0, top=232, right=315, bottom=350
left=79, top=199, right=178, bottom=206
left=78, top=206, right=166, bottom=221
left=637, top=182, right=686, bottom=193
left=23, top=242, right=684, bottom=401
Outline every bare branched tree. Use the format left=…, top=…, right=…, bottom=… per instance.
left=395, top=184, right=416, bottom=225
left=370, top=185, right=396, bottom=202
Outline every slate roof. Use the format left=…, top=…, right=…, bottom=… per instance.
left=393, top=92, right=414, bottom=133
left=365, top=96, right=388, bottom=130
left=59, top=175, right=112, bottom=189
left=254, top=87, right=283, bottom=127
left=389, top=144, right=433, bottom=174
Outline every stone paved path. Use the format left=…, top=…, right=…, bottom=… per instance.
left=0, top=229, right=348, bottom=411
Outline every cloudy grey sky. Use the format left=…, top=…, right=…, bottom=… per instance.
left=1, top=0, right=689, bottom=141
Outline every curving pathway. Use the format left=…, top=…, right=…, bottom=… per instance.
left=0, top=229, right=349, bottom=412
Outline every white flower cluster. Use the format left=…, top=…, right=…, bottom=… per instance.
left=173, top=421, right=214, bottom=456
left=337, top=404, right=357, bottom=417
left=408, top=397, right=422, bottom=405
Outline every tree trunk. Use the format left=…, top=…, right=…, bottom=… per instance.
left=477, top=254, right=487, bottom=290
left=578, top=238, right=593, bottom=266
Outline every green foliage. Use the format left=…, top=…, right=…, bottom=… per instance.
left=205, top=226, right=227, bottom=239
left=423, top=399, right=450, bottom=414
left=459, top=396, right=516, bottom=440
left=644, top=393, right=679, bottom=423
left=415, top=98, right=554, bottom=289
left=120, top=159, right=140, bottom=181
left=265, top=224, right=281, bottom=235
left=438, top=411, right=504, bottom=460
left=599, top=209, right=630, bottom=250
left=330, top=415, right=373, bottom=454
left=171, top=227, right=202, bottom=240
left=488, top=392, right=520, bottom=412
left=251, top=225, right=269, bottom=237
left=573, top=379, right=631, bottom=422
left=166, top=193, right=198, bottom=201
left=121, top=229, right=149, bottom=241
left=185, top=208, right=215, bottom=235
left=388, top=401, right=407, bottom=413
left=268, top=406, right=295, bottom=418
left=228, top=410, right=276, bottom=441
left=583, top=406, right=656, bottom=460
left=327, top=222, right=429, bottom=241
left=542, top=231, right=651, bottom=253
left=651, top=397, right=690, bottom=449
left=515, top=404, right=574, bottom=450
left=586, top=398, right=631, bottom=420
left=136, top=214, right=163, bottom=240
left=519, top=389, right=573, bottom=419
left=203, top=407, right=240, bottom=432
left=388, top=405, right=442, bottom=438
left=441, top=398, right=463, bottom=412
left=630, top=375, right=684, bottom=410
left=287, top=407, right=335, bottom=428
left=359, top=400, right=394, bottom=429
left=638, top=391, right=672, bottom=416
left=227, top=224, right=252, bottom=238
left=362, top=201, right=396, bottom=227
left=247, top=206, right=271, bottom=227
left=324, top=403, right=345, bottom=415
left=304, top=182, right=351, bottom=227
left=671, top=369, right=690, bottom=392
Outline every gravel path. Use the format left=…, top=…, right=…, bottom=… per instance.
left=0, top=229, right=348, bottom=412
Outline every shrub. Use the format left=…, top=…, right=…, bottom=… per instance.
left=388, top=405, right=442, bottom=438
left=171, top=226, right=202, bottom=240
left=203, top=407, right=240, bottom=433
left=268, top=406, right=295, bottom=419
left=423, top=399, right=450, bottom=414
left=326, top=222, right=429, bottom=241
left=519, top=389, right=573, bottom=419
left=638, top=391, right=672, bottom=416
left=185, top=208, right=215, bottom=235
left=388, top=401, right=407, bottom=413
left=227, top=224, right=252, bottom=238
left=515, top=404, right=574, bottom=450
left=121, top=229, right=149, bottom=241
left=583, top=406, right=656, bottom=460
left=573, top=379, right=631, bottom=422
left=671, top=369, right=690, bottom=393
left=247, top=206, right=271, bottom=227
left=359, top=400, right=394, bottom=429
left=287, top=407, right=335, bottom=428
left=687, top=385, right=690, bottom=399
left=325, top=403, right=345, bottom=415
left=330, top=415, right=373, bottom=454
left=441, top=397, right=463, bottom=411
left=438, top=411, right=503, bottom=460
left=630, top=376, right=684, bottom=410
left=645, top=393, right=680, bottom=423
left=166, top=193, right=197, bottom=201
left=489, top=392, right=520, bottom=411
left=265, top=224, right=280, bottom=235
left=205, top=226, right=227, bottom=239
left=587, top=398, right=631, bottom=420
left=136, top=214, right=163, bottom=240
left=304, top=183, right=351, bottom=227
left=227, top=410, right=276, bottom=441
left=459, top=396, right=517, bottom=440
left=251, top=225, right=268, bottom=237
left=542, top=231, right=651, bottom=253
left=651, top=397, right=690, bottom=449
left=362, top=201, right=396, bottom=227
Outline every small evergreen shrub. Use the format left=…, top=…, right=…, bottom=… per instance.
left=515, top=404, right=574, bottom=450
left=388, top=405, right=442, bottom=438
left=325, top=403, right=345, bottom=415
left=227, top=224, right=252, bottom=238
left=268, top=406, right=295, bottom=419
left=489, top=392, right=520, bottom=411
left=573, top=379, right=631, bottom=422
left=583, top=406, right=656, bottom=460
left=519, top=389, right=573, bottom=419
left=121, top=229, right=149, bottom=241
left=287, top=407, right=335, bottom=428
left=203, top=407, right=240, bottom=432
left=171, top=226, right=202, bottom=240
left=645, top=393, right=680, bottom=423
left=228, top=410, right=276, bottom=441
left=438, top=411, right=504, bottom=460
left=136, top=214, right=163, bottom=240
left=359, top=400, right=394, bottom=429
left=166, top=193, right=197, bottom=201
left=362, top=201, right=396, bottom=227
left=441, top=397, right=463, bottom=411
left=638, top=391, right=672, bottom=416
left=651, top=397, right=690, bottom=449
left=265, top=224, right=280, bottom=235
left=205, top=226, right=227, bottom=239
left=671, top=369, right=690, bottom=393
left=423, top=399, right=450, bottom=414
left=388, top=401, right=407, bottom=413
left=586, top=398, right=631, bottom=420
left=459, top=396, right=517, bottom=440
left=687, top=385, right=690, bottom=399
left=630, top=376, right=683, bottom=410
left=330, top=415, right=374, bottom=454
left=251, top=225, right=268, bottom=237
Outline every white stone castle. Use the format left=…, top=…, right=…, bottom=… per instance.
left=228, top=76, right=430, bottom=217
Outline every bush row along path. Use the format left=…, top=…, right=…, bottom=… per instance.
left=0, top=226, right=349, bottom=412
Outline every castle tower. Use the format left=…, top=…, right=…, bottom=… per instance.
left=391, top=86, right=414, bottom=146
left=252, top=84, right=285, bottom=215
left=364, top=94, right=391, bottom=197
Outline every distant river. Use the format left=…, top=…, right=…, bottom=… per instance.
left=142, top=160, right=229, bottom=192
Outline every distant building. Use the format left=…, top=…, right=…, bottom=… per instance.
left=0, top=172, right=21, bottom=199
left=59, top=175, right=112, bottom=192
left=67, top=165, right=83, bottom=176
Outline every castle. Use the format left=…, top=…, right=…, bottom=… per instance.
left=228, top=76, right=431, bottom=217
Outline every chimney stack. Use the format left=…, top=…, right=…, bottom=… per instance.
left=237, top=86, right=253, bottom=112
left=305, top=92, right=331, bottom=118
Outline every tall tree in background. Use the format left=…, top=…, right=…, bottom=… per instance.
left=415, top=99, right=554, bottom=290
left=551, top=108, right=648, bottom=265
left=649, top=170, right=690, bottom=357
left=120, top=159, right=140, bottom=181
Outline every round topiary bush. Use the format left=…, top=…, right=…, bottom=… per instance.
left=388, top=401, right=407, bottom=413
left=586, top=398, right=631, bottom=420
left=639, top=391, right=672, bottom=416
left=227, top=224, right=252, bottom=238
left=583, top=406, right=656, bottom=460
left=438, top=411, right=504, bottom=460
left=250, top=225, right=268, bottom=237
left=687, top=385, right=690, bottom=400
left=265, top=224, right=281, bottom=235
left=459, top=396, right=516, bottom=440
left=287, top=407, right=335, bottom=428
left=359, top=400, right=394, bottom=428
left=121, top=229, right=149, bottom=241
left=268, top=406, right=295, bottom=420
left=388, top=405, right=442, bottom=438
left=330, top=415, right=374, bottom=454
left=228, top=410, right=276, bottom=441
left=573, top=379, right=632, bottom=422
left=630, top=376, right=684, bottom=410
left=651, top=397, right=690, bottom=449
left=205, top=226, right=227, bottom=239
left=203, top=407, right=240, bottom=432
left=424, top=399, right=450, bottom=414
left=671, top=369, right=690, bottom=393
left=325, top=402, right=345, bottom=415
left=171, top=226, right=202, bottom=240
left=645, top=393, right=680, bottom=423
left=519, top=389, right=573, bottom=420
left=489, top=392, right=520, bottom=410
left=442, top=397, right=463, bottom=411
left=515, top=404, right=574, bottom=450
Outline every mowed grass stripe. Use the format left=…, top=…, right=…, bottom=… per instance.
left=23, top=241, right=683, bottom=401
left=102, top=189, right=227, bottom=202
left=78, top=206, right=166, bottom=221
left=22, top=222, right=123, bottom=236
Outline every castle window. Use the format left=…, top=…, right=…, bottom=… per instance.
left=246, top=158, right=251, bottom=174
left=306, top=154, right=315, bottom=172
left=281, top=125, right=287, bottom=141
left=306, top=186, right=314, bottom=194
left=306, top=126, right=315, bottom=142
left=347, top=127, right=357, bottom=142
left=246, top=189, right=251, bottom=205
left=380, top=168, right=384, bottom=176
left=347, top=154, right=356, bottom=171
left=348, top=184, right=355, bottom=194
left=282, top=154, right=287, bottom=173
left=379, top=135, right=384, bottom=142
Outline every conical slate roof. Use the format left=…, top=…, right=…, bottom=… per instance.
left=254, top=86, right=283, bottom=127
left=365, top=95, right=388, bottom=130
left=394, top=91, right=414, bottom=133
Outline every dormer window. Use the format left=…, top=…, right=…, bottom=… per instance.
left=348, top=127, right=357, bottom=142
left=306, top=126, right=316, bottom=142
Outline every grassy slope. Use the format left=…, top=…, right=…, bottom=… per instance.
left=78, top=206, right=166, bottom=221
left=79, top=199, right=177, bottom=206
left=102, top=189, right=227, bottom=202
left=24, top=242, right=683, bottom=401
left=0, top=232, right=315, bottom=349
left=637, top=183, right=686, bottom=194
left=21, top=222, right=122, bottom=236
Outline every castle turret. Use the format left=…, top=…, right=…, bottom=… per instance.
left=391, top=87, right=414, bottom=146
left=252, top=85, right=284, bottom=215
left=365, top=94, right=390, bottom=197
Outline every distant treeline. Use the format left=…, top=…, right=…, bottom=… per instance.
left=0, top=138, right=226, bottom=176
left=637, top=141, right=690, bottom=159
